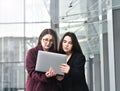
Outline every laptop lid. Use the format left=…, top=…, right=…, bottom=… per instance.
left=35, top=50, right=67, bottom=75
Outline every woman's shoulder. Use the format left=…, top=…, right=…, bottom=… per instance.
left=28, top=45, right=42, bottom=52
left=26, top=46, right=43, bottom=59
left=28, top=47, right=36, bottom=53
left=72, top=52, right=85, bottom=60
left=73, top=52, right=85, bottom=57
left=73, top=53, right=86, bottom=62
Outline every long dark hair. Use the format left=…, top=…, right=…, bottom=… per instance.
left=37, top=28, right=58, bottom=52
left=59, top=32, right=83, bottom=55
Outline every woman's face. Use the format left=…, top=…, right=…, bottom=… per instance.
left=41, top=34, right=53, bottom=51
left=62, top=36, right=73, bottom=54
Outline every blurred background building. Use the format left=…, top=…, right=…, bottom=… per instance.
left=0, top=0, right=120, bottom=91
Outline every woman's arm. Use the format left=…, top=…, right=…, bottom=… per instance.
left=66, top=54, right=86, bottom=81
left=26, top=49, right=53, bottom=83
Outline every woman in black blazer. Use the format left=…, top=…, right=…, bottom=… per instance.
left=57, top=32, right=89, bottom=91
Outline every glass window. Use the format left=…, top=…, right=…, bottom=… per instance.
left=0, top=0, right=51, bottom=91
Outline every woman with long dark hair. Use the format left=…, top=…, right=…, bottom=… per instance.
left=57, top=32, right=89, bottom=91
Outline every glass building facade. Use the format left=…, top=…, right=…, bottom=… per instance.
left=0, top=0, right=120, bottom=91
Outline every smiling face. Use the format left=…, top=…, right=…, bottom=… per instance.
left=41, top=34, right=53, bottom=51
left=62, top=36, right=73, bottom=54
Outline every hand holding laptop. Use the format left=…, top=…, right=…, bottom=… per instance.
left=59, top=63, right=70, bottom=74
left=45, top=67, right=56, bottom=78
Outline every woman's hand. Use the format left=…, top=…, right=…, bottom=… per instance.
left=45, top=67, right=56, bottom=78
left=59, top=64, right=70, bottom=74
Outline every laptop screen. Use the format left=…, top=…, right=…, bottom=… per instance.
left=35, top=50, right=67, bottom=75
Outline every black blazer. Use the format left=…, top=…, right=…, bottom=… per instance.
left=61, top=52, right=89, bottom=91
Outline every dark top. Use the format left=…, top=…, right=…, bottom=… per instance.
left=61, top=52, right=89, bottom=91
left=25, top=45, right=60, bottom=91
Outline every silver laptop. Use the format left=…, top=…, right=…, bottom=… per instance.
left=35, top=50, right=67, bottom=75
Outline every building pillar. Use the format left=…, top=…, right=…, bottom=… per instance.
left=50, top=0, right=59, bottom=34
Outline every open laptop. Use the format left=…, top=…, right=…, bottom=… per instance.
left=35, top=50, right=67, bottom=75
